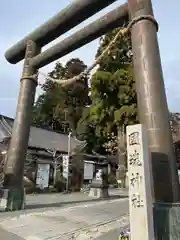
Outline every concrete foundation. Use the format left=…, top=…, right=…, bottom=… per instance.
left=154, top=202, right=180, bottom=240
left=0, top=188, right=26, bottom=211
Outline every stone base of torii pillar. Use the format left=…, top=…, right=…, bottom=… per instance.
left=0, top=188, right=26, bottom=212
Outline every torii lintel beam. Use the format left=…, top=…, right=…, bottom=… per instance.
left=5, top=0, right=117, bottom=64
left=30, top=3, right=129, bottom=69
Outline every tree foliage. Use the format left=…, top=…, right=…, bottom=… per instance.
left=88, top=28, right=138, bottom=154
left=169, top=112, right=180, bottom=135
left=32, top=58, right=90, bottom=134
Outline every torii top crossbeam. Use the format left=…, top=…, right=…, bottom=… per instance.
left=5, top=0, right=118, bottom=64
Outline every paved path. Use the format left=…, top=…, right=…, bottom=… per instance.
left=97, top=229, right=120, bottom=240
left=0, top=227, right=24, bottom=240
left=0, top=189, right=129, bottom=239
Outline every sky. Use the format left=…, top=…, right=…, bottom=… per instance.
left=0, top=0, right=180, bottom=118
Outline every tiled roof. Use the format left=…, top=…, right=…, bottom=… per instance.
left=0, top=115, right=85, bottom=152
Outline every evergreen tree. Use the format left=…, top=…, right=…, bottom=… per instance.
left=89, top=28, right=138, bottom=155
left=32, top=58, right=90, bottom=133
left=169, top=112, right=180, bottom=135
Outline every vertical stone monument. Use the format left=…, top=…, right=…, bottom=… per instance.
left=126, top=124, right=155, bottom=240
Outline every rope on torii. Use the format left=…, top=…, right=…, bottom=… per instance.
left=36, top=14, right=158, bottom=88
left=37, top=27, right=129, bottom=88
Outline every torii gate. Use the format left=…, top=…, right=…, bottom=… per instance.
left=2, top=0, right=179, bottom=211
